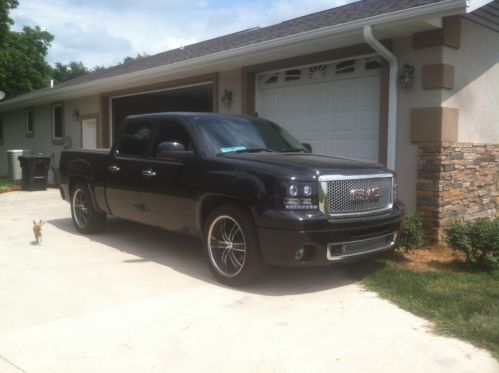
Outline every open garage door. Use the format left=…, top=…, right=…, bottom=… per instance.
left=111, top=83, right=212, bottom=138
left=256, top=58, right=381, bottom=163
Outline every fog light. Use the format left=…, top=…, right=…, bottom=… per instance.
left=289, top=184, right=298, bottom=197
left=295, top=247, right=305, bottom=261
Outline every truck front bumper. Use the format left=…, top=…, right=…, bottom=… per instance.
left=255, top=203, right=404, bottom=266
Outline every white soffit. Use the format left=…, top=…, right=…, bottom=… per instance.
left=467, top=0, right=494, bottom=12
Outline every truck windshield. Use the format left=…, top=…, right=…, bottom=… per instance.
left=193, top=116, right=307, bottom=155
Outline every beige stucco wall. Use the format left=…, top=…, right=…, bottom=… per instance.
left=64, top=95, right=101, bottom=148
left=0, top=95, right=101, bottom=178
left=443, top=18, right=499, bottom=143
left=218, top=69, right=243, bottom=114
left=392, top=37, right=445, bottom=211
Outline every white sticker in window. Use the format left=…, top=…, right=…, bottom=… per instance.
left=221, top=146, right=247, bottom=153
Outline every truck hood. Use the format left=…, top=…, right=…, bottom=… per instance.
left=220, top=152, right=391, bottom=180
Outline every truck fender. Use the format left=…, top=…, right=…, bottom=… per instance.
left=67, top=159, right=100, bottom=212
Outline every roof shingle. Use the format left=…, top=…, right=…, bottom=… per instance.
left=37, top=0, right=450, bottom=91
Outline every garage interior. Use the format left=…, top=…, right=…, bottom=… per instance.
left=111, top=84, right=213, bottom=136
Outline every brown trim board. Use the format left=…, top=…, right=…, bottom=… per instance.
left=422, top=64, right=455, bottom=90
left=411, top=107, right=459, bottom=143
left=413, top=16, right=461, bottom=49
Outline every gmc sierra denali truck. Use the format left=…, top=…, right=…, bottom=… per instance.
left=59, top=112, right=404, bottom=286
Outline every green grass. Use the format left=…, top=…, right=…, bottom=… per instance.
left=0, top=177, right=19, bottom=190
left=351, top=259, right=499, bottom=360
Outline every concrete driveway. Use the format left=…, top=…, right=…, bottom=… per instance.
left=0, top=189, right=497, bottom=373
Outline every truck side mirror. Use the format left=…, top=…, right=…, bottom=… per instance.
left=156, top=141, right=193, bottom=160
left=302, top=143, right=312, bottom=153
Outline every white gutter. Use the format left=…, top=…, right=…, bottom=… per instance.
left=0, top=0, right=466, bottom=111
left=363, top=25, right=398, bottom=171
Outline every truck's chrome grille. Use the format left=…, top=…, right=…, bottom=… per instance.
left=327, top=232, right=398, bottom=260
left=319, top=174, right=393, bottom=217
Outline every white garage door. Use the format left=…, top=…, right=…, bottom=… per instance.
left=256, top=58, right=381, bottom=162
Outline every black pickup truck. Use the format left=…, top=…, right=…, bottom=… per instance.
left=59, top=112, right=404, bottom=285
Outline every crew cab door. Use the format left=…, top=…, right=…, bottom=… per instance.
left=139, top=118, right=199, bottom=233
left=106, top=119, right=155, bottom=221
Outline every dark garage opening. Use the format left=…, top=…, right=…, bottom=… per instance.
left=112, top=84, right=212, bottom=136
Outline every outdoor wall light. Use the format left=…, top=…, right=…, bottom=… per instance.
left=221, top=89, right=233, bottom=107
left=72, top=109, right=80, bottom=121
left=399, top=64, right=415, bottom=89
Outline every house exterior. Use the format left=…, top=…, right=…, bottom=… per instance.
left=0, top=0, right=498, bottom=239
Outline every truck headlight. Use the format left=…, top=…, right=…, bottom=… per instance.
left=277, top=182, right=318, bottom=210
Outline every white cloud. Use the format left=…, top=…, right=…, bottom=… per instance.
left=11, top=0, right=355, bottom=68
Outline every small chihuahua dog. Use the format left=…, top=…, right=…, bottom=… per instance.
left=33, top=220, right=45, bottom=245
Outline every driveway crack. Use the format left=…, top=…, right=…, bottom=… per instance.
left=0, top=353, right=26, bottom=373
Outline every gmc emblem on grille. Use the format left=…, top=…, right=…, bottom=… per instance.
left=350, top=188, right=380, bottom=202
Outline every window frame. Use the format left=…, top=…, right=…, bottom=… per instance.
left=51, top=103, right=64, bottom=144
left=25, top=108, right=34, bottom=137
left=115, top=119, right=155, bottom=159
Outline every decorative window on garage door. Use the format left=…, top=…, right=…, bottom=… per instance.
left=257, top=56, right=381, bottom=91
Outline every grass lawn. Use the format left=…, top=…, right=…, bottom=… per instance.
left=351, top=251, right=499, bottom=360
left=0, top=177, right=20, bottom=191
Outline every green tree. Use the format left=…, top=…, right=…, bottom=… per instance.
left=51, top=61, right=89, bottom=83
left=121, top=52, right=148, bottom=64
left=0, top=0, right=18, bottom=45
left=0, top=26, right=53, bottom=98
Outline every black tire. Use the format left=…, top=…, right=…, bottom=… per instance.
left=203, top=204, right=267, bottom=286
left=70, top=183, right=106, bottom=234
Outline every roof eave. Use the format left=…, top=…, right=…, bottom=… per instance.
left=0, top=0, right=469, bottom=112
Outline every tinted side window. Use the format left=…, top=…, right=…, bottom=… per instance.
left=117, top=120, right=154, bottom=157
left=152, top=120, right=192, bottom=155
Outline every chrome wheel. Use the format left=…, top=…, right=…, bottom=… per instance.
left=207, top=215, right=247, bottom=277
left=72, top=188, right=89, bottom=228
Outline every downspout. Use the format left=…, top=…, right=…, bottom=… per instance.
left=363, top=25, right=398, bottom=171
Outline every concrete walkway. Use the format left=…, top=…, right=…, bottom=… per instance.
left=0, top=189, right=497, bottom=373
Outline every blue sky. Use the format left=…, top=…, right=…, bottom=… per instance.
left=11, top=0, right=356, bottom=68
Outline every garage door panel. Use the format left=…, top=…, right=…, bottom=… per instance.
left=355, top=109, right=379, bottom=132
left=355, top=140, right=379, bottom=161
left=280, top=114, right=302, bottom=133
left=303, top=113, right=328, bottom=135
left=257, top=60, right=380, bottom=162
left=304, top=85, right=328, bottom=110
left=259, top=91, right=280, bottom=114
left=330, top=82, right=355, bottom=110
left=355, top=76, right=380, bottom=107
left=280, top=88, right=303, bottom=112
left=330, top=111, right=355, bottom=133
left=329, top=140, right=355, bottom=159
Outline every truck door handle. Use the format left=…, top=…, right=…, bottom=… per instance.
left=142, top=169, right=156, bottom=177
left=108, top=165, right=120, bottom=172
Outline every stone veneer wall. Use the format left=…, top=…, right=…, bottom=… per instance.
left=416, top=142, right=499, bottom=240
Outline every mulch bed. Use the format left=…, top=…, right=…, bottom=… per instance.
left=395, top=244, right=468, bottom=272
left=0, top=184, right=21, bottom=194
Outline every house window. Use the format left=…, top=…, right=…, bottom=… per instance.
left=52, top=104, right=63, bottom=141
left=263, top=73, right=278, bottom=85
left=25, top=109, right=34, bottom=137
left=365, top=58, right=381, bottom=70
left=285, top=69, right=301, bottom=82
left=336, top=60, right=355, bottom=74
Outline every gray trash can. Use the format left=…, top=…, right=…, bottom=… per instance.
left=7, top=149, right=31, bottom=180
left=18, top=154, right=51, bottom=191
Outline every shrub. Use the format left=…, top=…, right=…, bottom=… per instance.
left=444, top=218, right=499, bottom=270
left=398, top=213, right=426, bottom=253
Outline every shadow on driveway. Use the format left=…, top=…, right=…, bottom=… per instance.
left=49, top=217, right=365, bottom=296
